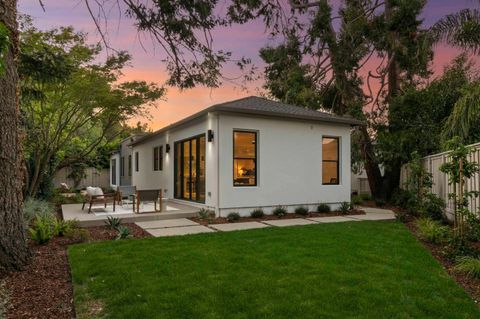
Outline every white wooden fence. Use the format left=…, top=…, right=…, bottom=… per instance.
left=52, top=167, right=110, bottom=190
left=400, top=142, right=480, bottom=217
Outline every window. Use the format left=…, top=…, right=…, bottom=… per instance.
left=322, top=137, right=339, bottom=185
left=111, top=159, right=117, bottom=185
left=128, top=155, right=132, bottom=176
left=153, top=146, right=163, bottom=171
left=135, top=152, right=139, bottom=172
left=120, top=156, right=125, bottom=176
left=233, top=131, right=257, bottom=186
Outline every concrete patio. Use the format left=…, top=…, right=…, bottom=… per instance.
left=62, top=200, right=200, bottom=227
left=136, top=207, right=396, bottom=237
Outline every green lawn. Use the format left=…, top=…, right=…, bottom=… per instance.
left=69, top=221, right=480, bottom=319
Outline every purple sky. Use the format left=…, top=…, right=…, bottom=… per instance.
left=19, top=0, right=480, bottom=129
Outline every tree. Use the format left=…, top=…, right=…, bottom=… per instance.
left=257, top=0, right=432, bottom=199
left=376, top=54, right=474, bottom=170
left=432, top=5, right=480, bottom=54
left=0, top=0, right=30, bottom=272
left=19, top=23, right=165, bottom=197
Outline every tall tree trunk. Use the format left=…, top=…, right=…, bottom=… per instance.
left=0, top=0, right=30, bottom=272
left=360, top=127, right=383, bottom=199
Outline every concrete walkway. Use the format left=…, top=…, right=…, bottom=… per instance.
left=136, top=207, right=396, bottom=238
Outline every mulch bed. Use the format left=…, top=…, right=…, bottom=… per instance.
left=191, top=209, right=366, bottom=226
left=404, top=217, right=480, bottom=303
left=1, top=223, right=150, bottom=319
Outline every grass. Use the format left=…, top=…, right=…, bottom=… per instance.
left=69, top=221, right=480, bottom=319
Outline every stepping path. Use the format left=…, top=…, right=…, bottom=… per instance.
left=263, top=219, right=317, bottom=227
left=307, top=216, right=361, bottom=223
left=136, top=207, right=397, bottom=237
left=145, top=225, right=215, bottom=237
left=210, top=222, right=269, bottom=232
left=136, top=218, right=198, bottom=229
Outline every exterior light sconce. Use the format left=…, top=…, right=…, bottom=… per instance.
left=208, top=129, right=214, bottom=142
left=165, top=144, right=170, bottom=153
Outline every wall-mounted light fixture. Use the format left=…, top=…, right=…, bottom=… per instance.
left=208, top=129, right=214, bottom=142
left=165, top=144, right=170, bottom=153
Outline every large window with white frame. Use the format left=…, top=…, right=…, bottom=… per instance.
left=322, top=137, right=339, bottom=185
left=233, top=130, right=257, bottom=187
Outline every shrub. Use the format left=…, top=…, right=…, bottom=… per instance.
left=53, top=219, right=78, bottom=237
left=29, top=216, right=54, bottom=245
left=272, top=206, right=288, bottom=217
left=415, top=218, right=450, bottom=244
left=351, top=195, right=363, bottom=206
left=444, top=235, right=476, bottom=260
left=454, top=256, right=480, bottom=279
left=65, top=228, right=91, bottom=243
left=197, top=208, right=215, bottom=221
left=391, top=188, right=418, bottom=213
left=419, top=193, right=445, bottom=221
left=23, top=198, right=56, bottom=227
left=375, top=199, right=386, bottom=207
left=250, top=208, right=265, bottom=218
left=360, top=193, right=372, bottom=201
left=395, top=211, right=408, bottom=223
left=339, top=202, right=351, bottom=214
left=317, top=203, right=331, bottom=213
left=465, top=215, right=480, bottom=242
left=227, top=212, right=240, bottom=222
left=116, top=225, right=132, bottom=240
left=295, top=206, right=309, bottom=216
left=105, top=216, right=122, bottom=230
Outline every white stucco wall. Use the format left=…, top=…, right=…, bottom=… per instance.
left=131, top=115, right=218, bottom=209
left=217, top=113, right=352, bottom=216
left=127, top=111, right=353, bottom=217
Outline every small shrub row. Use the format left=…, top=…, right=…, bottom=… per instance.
left=227, top=212, right=241, bottom=222
left=250, top=208, right=265, bottom=218
left=197, top=208, right=216, bottom=222
left=295, top=206, right=309, bottom=216
left=272, top=206, right=288, bottom=217
left=415, top=218, right=450, bottom=244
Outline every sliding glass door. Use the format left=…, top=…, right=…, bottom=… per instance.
left=174, top=134, right=206, bottom=203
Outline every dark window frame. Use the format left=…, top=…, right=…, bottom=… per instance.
left=111, top=158, right=117, bottom=185
left=135, top=152, right=139, bottom=172
left=322, top=136, right=340, bottom=185
left=128, top=155, right=132, bottom=176
left=153, top=146, right=163, bottom=171
left=233, top=130, right=258, bottom=187
left=173, top=134, right=206, bottom=203
left=120, top=156, right=125, bottom=177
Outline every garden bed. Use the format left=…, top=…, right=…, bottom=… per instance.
left=190, top=209, right=366, bottom=225
left=404, top=216, right=480, bottom=303
left=0, top=223, right=150, bottom=319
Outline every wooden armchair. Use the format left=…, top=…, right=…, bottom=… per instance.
left=133, top=189, right=162, bottom=214
left=82, top=187, right=117, bottom=214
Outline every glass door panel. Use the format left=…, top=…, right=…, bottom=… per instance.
left=183, top=140, right=191, bottom=200
left=174, top=134, right=206, bottom=203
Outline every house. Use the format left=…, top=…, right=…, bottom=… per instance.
left=110, top=134, right=146, bottom=188
left=110, top=96, right=362, bottom=217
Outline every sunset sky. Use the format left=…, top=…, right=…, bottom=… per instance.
left=19, top=0, right=479, bottom=130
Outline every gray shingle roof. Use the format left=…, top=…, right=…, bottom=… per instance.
left=211, top=96, right=362, bottom=125
left=131, top=96, right=362, bottom=146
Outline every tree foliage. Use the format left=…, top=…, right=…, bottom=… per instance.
left=19, top=21, right=165, bottom=197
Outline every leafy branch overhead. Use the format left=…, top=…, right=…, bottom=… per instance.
left=19, top=21, right=165, bottom=197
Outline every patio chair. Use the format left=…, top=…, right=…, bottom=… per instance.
left=133, top=189, right=162, bottom=214
left=117, top=185, right=136, bottom=206
left=82, top=186, right=117, bottom=214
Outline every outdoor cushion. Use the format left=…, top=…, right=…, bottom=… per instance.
left=86, top=186, right=104, bottom=198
